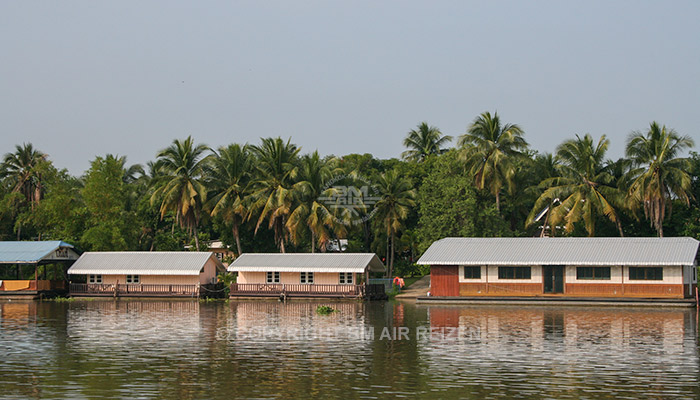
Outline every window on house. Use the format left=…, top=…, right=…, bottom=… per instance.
left=126, top=275, right=140, bottom=284
left=339, top=273, right=353, bottom=284
left=629, top=267, right=663, bottom=281
left=88, top=274, right=102, bottom=284
left=267, top=271, right=280, bottom=283
left=576, top=267, right=611, bottom=280
left=498, top=267, right=531, bottom=280
left=463, top=266, right=481, bottom=279
left=300, top=272, right=314, bottom=284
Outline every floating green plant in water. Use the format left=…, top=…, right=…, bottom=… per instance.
left=316, top=305, right=337, bottom=315
left=45, top=297, right=77, bottom=302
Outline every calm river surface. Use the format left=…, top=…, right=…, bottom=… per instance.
left=0, top=300, right=698, bottom=399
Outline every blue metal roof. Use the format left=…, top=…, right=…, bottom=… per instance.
left=0, top=241, right=76, bottom=263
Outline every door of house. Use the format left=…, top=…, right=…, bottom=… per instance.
left=543, top=265, right=564, bottom=294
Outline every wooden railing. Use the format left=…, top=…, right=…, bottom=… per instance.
left=70, top=283, right=199, bottom=297
left=230, top=283, right=364, bottom=297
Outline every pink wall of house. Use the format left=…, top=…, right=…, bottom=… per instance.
left=237, top=271, right=358, bottom=285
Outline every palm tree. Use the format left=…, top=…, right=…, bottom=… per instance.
left=1, top=143, right=48, bottom=209
left=402, top=122, right=453, bottom=162
left=207, top=144, right=252, bottom=256
left=151, top=136, right=210, bottom=250
left=458, top=111, right=528, bottom=211
left=1, top=143, right=50, bottom=239
left=286, top=152, right=341, bottom=252
left=249, top=137, right=301, bottom=253
left=528, top=134, right=624, bottom=237
left=373, top=170, right=416, bottom=277
left=528, top=153, right=562, bottom=237
left=625, top=122, right=695, bottom=237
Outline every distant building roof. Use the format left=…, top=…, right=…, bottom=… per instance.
left=67, top=252, right=224, bottom=276
left=417, top=237, right=700, bottom=266
left=0, top=241, right=79, bottom=264
left=228, top=253, right=386, bottom=273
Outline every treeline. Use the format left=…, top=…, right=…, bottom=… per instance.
left=1, top=111, right=698, bottom=276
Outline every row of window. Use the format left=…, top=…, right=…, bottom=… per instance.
left=88, top=275, right=140, bottom=284
left=463, top=267, right=664, bottom=281
left=464, top=267, right=533, bottom=280
left=89, top=273, right=356, bottom=285
left=266, top=272, right=354, bottom=284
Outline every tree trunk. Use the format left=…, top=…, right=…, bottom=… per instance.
left=495, top=191, right=500, bottom=212
left=540, top=209, right=550, bottom=238
left=385, top=235, right=390, bottom=278
left=311, top=231, right=316, bottom=253
left=616, top=220, right=624, bottom=237
left=363, top=221, right=372, bottom=252
left=389, top=232, right=395, bottom=278
left=277, top=219, right=286, bottom=253
left=194, top=227, right=200, bottom=251
left=658, top=223, right=664, bottom=238
left=233, top=223, right=242, bottom=257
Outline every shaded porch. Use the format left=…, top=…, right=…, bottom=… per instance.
left=70, top=283, right=200, bottom=297
left=230, top=283, right=386, bottom=299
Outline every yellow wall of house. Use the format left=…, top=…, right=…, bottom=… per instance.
left=200, top=258, right=219, bottom=284
left=237, top=272, right=263, bottom=284
left=84, top=256, right=219, bottom=285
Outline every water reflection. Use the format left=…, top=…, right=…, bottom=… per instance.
left=0, top=300, right=698, bottom=399
left=424, top=306, right=699, bottom=398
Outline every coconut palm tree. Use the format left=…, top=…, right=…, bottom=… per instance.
left=151, top=136, right=210, bottom=250
left=402, top=122, right=453, bottom=162
left=373, top=170, right=416, bottom=277
left=286, top=152, right=342, bottom=252
left=525, top=153, right=560, bottom=237
left=1, top=143, right=50, bottom=239
left=625, top=122, right=695, bottom=237
left=249, top=137, right=301, bottom=253
left=458, top=112, right=528, bottom=211
left=1, top=143, right=48, bottom=209
left=206, top=144, right=252, bottom=256
left=528, top=134, right=624, bottom=237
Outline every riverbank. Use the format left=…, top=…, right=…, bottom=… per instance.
left=394, top=275, right=430, bottom=299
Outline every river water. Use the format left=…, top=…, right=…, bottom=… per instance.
left=0, top=300, right=698, bottom=399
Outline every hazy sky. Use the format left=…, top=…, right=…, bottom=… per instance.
left=2, top=1, right=699, bottom=175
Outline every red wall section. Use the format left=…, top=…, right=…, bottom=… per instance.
left=430, top=265, right=459, bottom=296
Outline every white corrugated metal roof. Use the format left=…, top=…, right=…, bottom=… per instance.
left=417, top=237, right=700, bottom=266
left=67, top=252, right=224, bottom=275
left=228, top=253, right=386, bottom=273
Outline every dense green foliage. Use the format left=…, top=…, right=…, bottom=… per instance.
left=1, top=114, right=697, bottom=277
